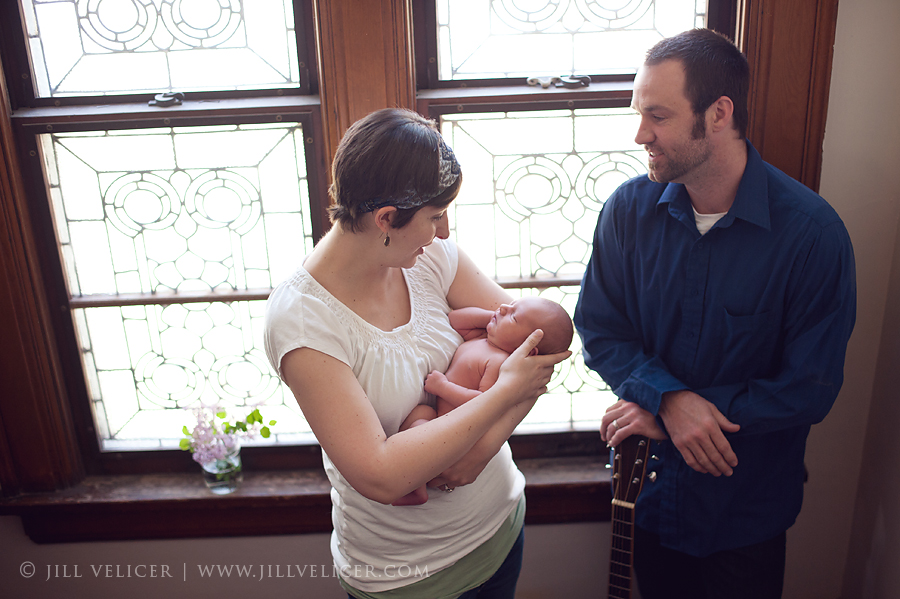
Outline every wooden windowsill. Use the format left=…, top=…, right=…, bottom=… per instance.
left=0, top=456, right=610, bottom=544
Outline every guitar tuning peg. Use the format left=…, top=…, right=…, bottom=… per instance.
left=648, top=472, right=658, bottom=482
left=632, top=477, right=641, bottom=484
left=605, top=463, right=611, bottom=469
left=651, top=454, right=660, bottom=461
left=635, top=458, right=643, bottom=465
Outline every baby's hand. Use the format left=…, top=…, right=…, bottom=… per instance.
left=424, top=370, right=447, bottom=395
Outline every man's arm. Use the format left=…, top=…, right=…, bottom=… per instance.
left=574, top=196, right=687, bottom=416
left=575, top=194, right=739, bottom=476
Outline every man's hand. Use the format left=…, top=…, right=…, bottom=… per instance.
left=658, top=390, right=740, bottom=476
left=601, top=399, right=668, bottom=447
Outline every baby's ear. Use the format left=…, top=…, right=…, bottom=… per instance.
left=529, top=347, right=539, bottom=356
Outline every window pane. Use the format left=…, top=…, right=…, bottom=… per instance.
left=76, top=301, right=313, bottom=451
left=43, top=123, right=314, bottom=296
left=507, top=286, right=617, bottom=432
left=444, top=107, right=647, bottom=427
left=437, top=0, right=706, bottom=80
left=21, top=0, right=299, bottom=97
left=42, top=122, right=314, bottom=449
left=444, top=108, right=644, bottom=280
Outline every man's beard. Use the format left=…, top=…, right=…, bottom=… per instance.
left=647, top=113, right=711, bottom=184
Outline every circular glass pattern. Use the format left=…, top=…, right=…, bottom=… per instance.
left=160, top=0, right=242, bottom=47
left=104, top=172, right=181, bottom=237
left=135, top=352, right=205, bottom=408
left=574, top=0, right=653, bottom=29
left=574, top=152, right=646, bottom=209
left=492, top=0, right=570, bottom=32
left=496, top=156, right=572, bottom=222
left=79, top=0, right=158, bottom=51
left=184, top=170, right=261, bottom=233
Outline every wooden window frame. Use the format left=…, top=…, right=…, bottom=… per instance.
left=0, top=0, right=838, bottom=543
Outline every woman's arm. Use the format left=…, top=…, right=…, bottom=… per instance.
left=281, top=331, right=557, bottom=504
left=447, top=248, right=512, bottom=310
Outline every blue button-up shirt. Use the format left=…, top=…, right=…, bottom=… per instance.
left=574, top=141, right=856, bottom=556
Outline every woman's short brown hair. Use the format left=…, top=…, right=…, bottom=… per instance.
left=328, top=108, right=462, bottom=232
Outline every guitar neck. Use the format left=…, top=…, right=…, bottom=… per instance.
left=607, top=435, right=649, bottom=599
left=608, top=502, right=635, bottom=599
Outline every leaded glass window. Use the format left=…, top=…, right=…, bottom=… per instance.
left=21, top=0, right=300, bottom=97
left=3, top=0, right=322, bottom=462
left=443, top=108, right=646, bottom=429
left=420, top=1, right=711, bottom=431
left=43, top=123, right=315, bottom=450
left=437, top=0, right=706, bottom=80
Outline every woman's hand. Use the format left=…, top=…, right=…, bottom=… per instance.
left=430, top=331, right=571, bottom=490
left=428, top=451, right=492, bottom=491
left=493, top=330, right=571, bottom=409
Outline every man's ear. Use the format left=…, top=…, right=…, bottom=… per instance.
left=373, top=206, right=397, bottom=235
left=709, top=95, right=734, bottom=134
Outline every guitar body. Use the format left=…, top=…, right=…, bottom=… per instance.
left=608, top=435, right=650, bottom=599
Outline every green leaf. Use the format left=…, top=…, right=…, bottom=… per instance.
left=269, top=420, right=277, bottom=426
left=260, top=426, right=271, bottom=438
left=216, top=410, right=227, bottom=419
left=237, top=421, right=247, bottom=432
left=182, top=425, right=190, bottom=436
left=179, top=439, right=191, bottom=450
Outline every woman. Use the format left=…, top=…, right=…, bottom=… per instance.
left=264, top=108, right=570, bottom=599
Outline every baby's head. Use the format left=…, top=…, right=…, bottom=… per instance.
left=486, top=297, right=574, bottom=355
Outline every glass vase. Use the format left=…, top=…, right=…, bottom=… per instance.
left=200, top=443, right=243, bottom=495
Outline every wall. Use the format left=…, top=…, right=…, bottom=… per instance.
left=0, top=516, right=606, bottom=597
left=831, top=0, right=900, bottom=596
left=791, top=0, right=900, bottom=597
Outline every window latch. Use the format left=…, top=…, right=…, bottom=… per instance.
left=149, top=92, right=185, bottom=108
left=527, top=76, right=591, bottom=89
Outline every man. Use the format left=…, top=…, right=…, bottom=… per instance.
left=574, top=28, right=856, bottom=599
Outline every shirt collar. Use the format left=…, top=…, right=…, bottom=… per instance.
left=657, top=140, right=772, bottom=232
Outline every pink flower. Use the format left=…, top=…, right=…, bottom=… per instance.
left=181, top=403, right=270, bottom=465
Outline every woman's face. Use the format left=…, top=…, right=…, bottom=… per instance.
left=389, top=205, right=450, bottom=268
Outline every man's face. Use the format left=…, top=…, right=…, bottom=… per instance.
left=631, top=60, right=712, bottom=184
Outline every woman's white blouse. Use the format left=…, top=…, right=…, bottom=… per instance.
left=264, top=238, right=525, bottom=593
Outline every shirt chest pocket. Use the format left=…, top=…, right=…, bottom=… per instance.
left=715, top=308, right=781, bottom=380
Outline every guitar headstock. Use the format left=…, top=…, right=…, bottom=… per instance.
left=611, top=435, right=650, bottom=504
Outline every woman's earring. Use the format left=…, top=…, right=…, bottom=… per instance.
left=384, top=235, right=391, bottom=247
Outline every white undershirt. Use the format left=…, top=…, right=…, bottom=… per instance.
left=693, top=206, right=728, bottom=235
